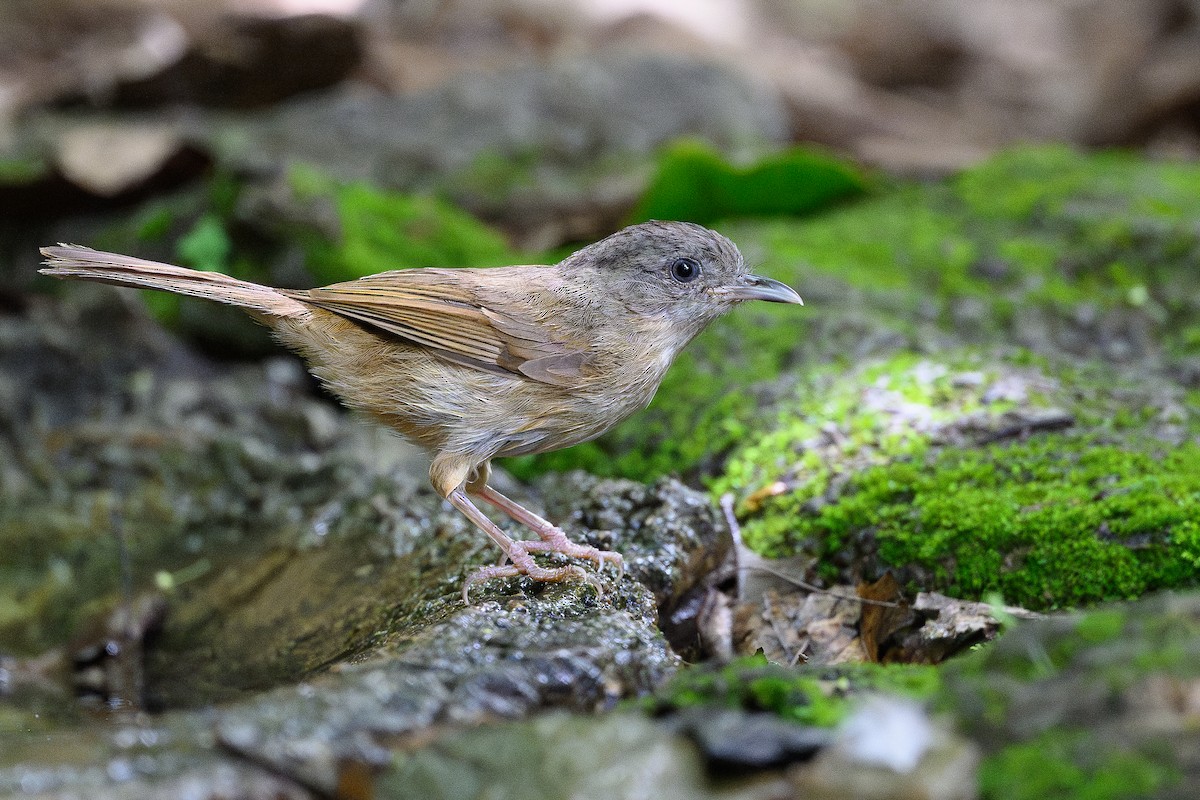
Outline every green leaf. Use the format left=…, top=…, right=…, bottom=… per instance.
left=176, top=214, right=232, bottom=273
left=629, top=139, right=868, bottom=225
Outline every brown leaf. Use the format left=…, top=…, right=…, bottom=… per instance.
left=734, top=588, right=868, bottom=666
left=741, top=480, right=789, bottom=514
left=857, top=573, right=912, bottom=662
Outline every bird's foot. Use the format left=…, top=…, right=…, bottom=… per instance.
left=461, top=557, right=600, bottom=604
left=520, top=538, right=625, bottom=580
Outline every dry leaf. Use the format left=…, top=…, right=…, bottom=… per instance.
left=857, top=573, right=912, bottom=662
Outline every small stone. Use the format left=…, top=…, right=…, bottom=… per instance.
left=792, top=698, right=980, bottom=800
left=673, top=708, right=832, bottom=770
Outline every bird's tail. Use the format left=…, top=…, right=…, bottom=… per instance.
left=39, top=245, right=309, bottom=318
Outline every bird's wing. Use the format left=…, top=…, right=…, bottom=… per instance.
left=290, top=268, right=592, bottom=387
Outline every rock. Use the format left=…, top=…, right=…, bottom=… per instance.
left=54, top=123, right=187, bottom=197
left=0, top=286, right=731, bottom=796
left=670, top=708, right=832, bottom=771
left=1, top=4, right=362, bottom=113
left=765, top=0, right=1200, bottom=167
left=0, top=121, right=210, bottom=224
left=0, top=710, right=317, bottom=799
left=380, top=711, right=792, bottom=800
left=536, top=471, right=732, bottom=610
left=98, top=14, right=363, bottom=110
left=786, top=698, right=979, bottom=800
left=212, top=591, right=676, bottom=793
left=944, top=593, right=1200, bottom=798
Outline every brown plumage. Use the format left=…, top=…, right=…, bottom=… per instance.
left=40, top=221, right=802, bottom=601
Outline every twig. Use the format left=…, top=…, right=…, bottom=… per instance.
left=719, top=493, right=902, bottom=609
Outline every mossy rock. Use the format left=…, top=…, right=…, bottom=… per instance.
left=940, top=594, right=1200, bottom=798
left=701, top=146, right=1200, bottom=611
left=977, top=729, right=1181, bottom=800
left=716, top=347, right=1200, bottom=610
left=724, top=145, right=1200, bottom=363
left=641, top=654, right=940, bottom=728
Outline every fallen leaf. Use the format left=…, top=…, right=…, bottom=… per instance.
left=857, top=573, right=912, bottom=662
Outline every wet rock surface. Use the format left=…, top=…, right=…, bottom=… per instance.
left=0, top=285, right=732, bottom=796
left=0, top=714, right=316, bottom=800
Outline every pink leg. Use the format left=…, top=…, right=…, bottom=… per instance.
left=445, top=488, right=596, bottom=604
left=470, top=484, right=625, bottom=579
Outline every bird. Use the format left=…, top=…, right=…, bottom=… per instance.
left=40, top=221, right=802, bottom=601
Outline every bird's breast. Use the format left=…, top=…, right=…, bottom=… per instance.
left=488, top=328, right=679, bottom=459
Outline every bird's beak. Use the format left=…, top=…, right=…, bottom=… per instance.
left=720, top=273, right=804, bottom=304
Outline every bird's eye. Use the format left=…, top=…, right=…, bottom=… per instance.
left=670, top=257, right=701, bottom=283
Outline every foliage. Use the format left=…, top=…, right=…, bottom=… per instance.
left=0, top=154, right=49, bottom=184
left=628, top=139, right=868, bottom=225
left=942, top=600, right=1199, bottom=799
left=287, top=165, right=518, bottom=285
left=89, top=166, right=519, bottom=351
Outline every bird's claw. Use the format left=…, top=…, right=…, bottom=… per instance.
left=520, top=540, right=625, bottom=579
left=461, top=560, right=600, bottom=605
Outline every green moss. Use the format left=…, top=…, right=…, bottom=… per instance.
left=757, top=436, right=1199, bottom=609
left=84, top=171, right=258, bottom=345
left=727, top=145, right=1200, bottom=350
left=629, top=139, right=868, bottom=226
left=134, top=206, right=176, bottom=242
left=86, top=166, right=520, bottom=355
left=716, top=349, right=1028, bottom=507
left=729, top=185, right=969, bottom=293
left=979, top=729, right=1179, bottom=800
left=0, top=154, right=49, bottom=184
left=642, top=654, right=939, bottom=728
left=101, top=165, right=518, bottom=287
left=942, top=597, right=1200, bottom=797
left=718, top=345, right=1200, bottom=610
left=443, top=148, right=542, bottom=205
left=177, top=213, right=233, bottom=273
left=1073, top=608, right=1127, bottom=644
left=289, top=165, right=518, bottom=285
left=945, top=599, right=1200, bottom=703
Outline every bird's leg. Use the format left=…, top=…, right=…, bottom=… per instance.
left=444, top=489, right=590, bottom=603
left=466, top=471, right=624, bottom=578
left=432, top=456, right=595, bottom=603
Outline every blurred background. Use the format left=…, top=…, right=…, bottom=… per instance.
left=4, top=0, right=1200, bottom=254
